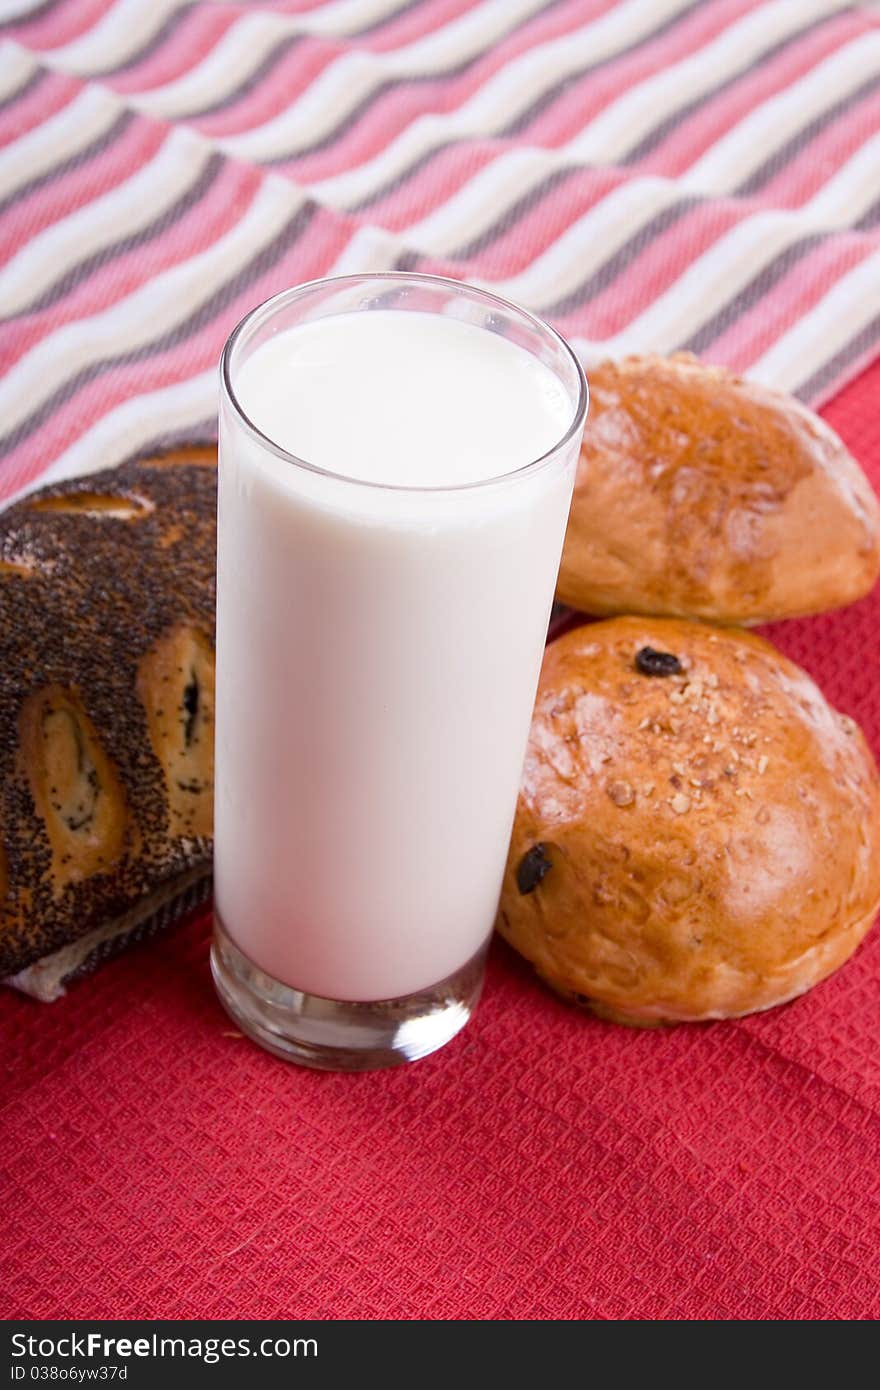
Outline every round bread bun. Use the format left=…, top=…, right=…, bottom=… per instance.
left=497, top=617, right=880, bottom=1025
left=557, top=354, right=880, bottom=625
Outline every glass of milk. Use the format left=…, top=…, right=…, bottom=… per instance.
left=212, top=273, right=587, bottom=1070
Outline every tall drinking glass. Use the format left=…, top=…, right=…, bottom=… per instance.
left=212, top=273, right=587, bottom=1070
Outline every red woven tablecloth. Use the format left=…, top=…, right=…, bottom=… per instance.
left=2, top=0, right=880, bottom=1322
left=2, top=358, right=878, bottom=1323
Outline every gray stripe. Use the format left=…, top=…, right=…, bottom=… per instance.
left=342, top=3, right=859, bottom=226
left=736, top=71, right=880, bottom=196
left=264, top=0, right=571, bottom=165
left=390, top=250, right=421, bottom=272
left=13, top=152, right=225, bottom=317
left=0, top=199, right=319, bottom=460
left=854, top=191, right=880, bottom=231
left=452, top=163, right=582, bottom=260
left=353, top=0, right=430, bottom=38
left=0, top=63, right=47, bottom=115
left=0, top=109, right=134, bottom=221
left=84, top=3, right=197, bottom=79
left=794, top=307, right=880, bottom=402
left=0, top=0, right=63, bottom=28
left=349, top=137, right=457, bottom=212
left=501, top=0, right=706, bottom=138
left=344, top=0, right=708, bottom=211
left=538, top=196, right=700, bottom=318
left=154, top=0, right=431, bottom=121
left=680, top=233, right=823, bottom=356
left=443, top=55, right=879, bottom=313
left=621, top=11, right=838, bottom=165
left=85, top=0, right=425, bottom=89
left=182, top=35, right=303, bottom=119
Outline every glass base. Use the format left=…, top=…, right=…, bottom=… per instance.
left=211, top=915, right=488, bottom=1071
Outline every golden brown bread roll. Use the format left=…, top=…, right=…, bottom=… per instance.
left=497, top=617, right=880, bottom=1025
left=558, top=355, right=880, bottom=624
left=0, top=447, right=217, bottom=1000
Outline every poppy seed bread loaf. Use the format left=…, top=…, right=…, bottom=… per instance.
left=0, top=448, right=217, bottom=999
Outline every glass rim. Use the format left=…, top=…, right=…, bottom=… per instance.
left=219, top=272, right=588, bottom=495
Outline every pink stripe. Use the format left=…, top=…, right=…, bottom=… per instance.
left=108, top=0, right=479, bottom=99
left=361, top=0, right=493, bottom=54
left=188, top=9, right=493, bottom=142
left=550, top=199, right=743, bottom=338
left=643, top=9, right=875, bottom=179
left=0, top=70, right=80, bottom=150
left=265, top=2, right=334, bottom=12
left=518, top=0, right=766, bottom=150
left=0, top=119, right=167, bottom=267
left=0, top=159, right=264, bottom=370
left=4, top=0, right=113, bottom=49
left=347, top=139, right=500, bottom=232
left=0, top=208, right=355, bottom=498
left=706, top=236, right=876, bottom=370
left=191, top=37, right=345, bottom=138
left=212, top=0, right=611, bottom=163
left=108, top=8, right=243, bottom=96
left=809, top=339, right=880, bottom=411
left=750, top=90, right=880, bottom=209
left=448, top=161, right=626, bottom=279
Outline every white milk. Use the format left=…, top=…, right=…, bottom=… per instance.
left=215, top=308, right=582, bottom=1001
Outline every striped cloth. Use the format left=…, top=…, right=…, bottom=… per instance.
left=1, top=0, right=879, bottom=505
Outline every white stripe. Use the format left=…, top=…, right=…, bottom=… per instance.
left=308, top=0, right=695, bottom=205
left=496, top=199, right=863, bottom=371
left=473, top=147, right=880, bottom=313
left=403, top=146, right=559, bottom=253
left=208, top=0, right=550, bottom=157
left=564, top=0, right=850, bottom=165
left=297, top=0, right=433, bottom=38
left=326, top=223, right=405, bottom=275
left=0, top=39, right=37, bottom=98
left=339, top=12, right=873, bottom=257
left=680, top=30, right=880, bottom=195
left=3, top=372, right=217, bottom=505
left=802, top=130, right=880, bottom=224
left=0, top=127, right=212, bottom=315
left=0, top=211, right=385, bottom=497
left=748, top=251, right=880, bottom=393
left=129, top=12, right=305, bottom=121
left=566, top=209, right=840, bottom=356
left=0, top=0, right=53, bottom=19
left=43, top=0, right=440, bottom=78
left=405, top=138, right=878, bottom=269
left=0, top=83, right=121, bottom=204
left=43, top=0, right=190, bottom=74
left=0, top=176, right=303, bottom=438
left=480, top=176, right=683, bottom=306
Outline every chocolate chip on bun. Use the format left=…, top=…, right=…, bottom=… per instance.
left=497, top=617, right=880, bottom=1025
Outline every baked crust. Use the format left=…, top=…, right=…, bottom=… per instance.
left=0, top=448, right=217, bottom=979
left=497, top=617, right=880, bottom=1024
left=558, top=354, right=880, bottom=624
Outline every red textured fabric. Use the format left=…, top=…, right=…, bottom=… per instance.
left=2, top=363, right=879, bottom=1323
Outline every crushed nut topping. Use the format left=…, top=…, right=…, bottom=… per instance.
left=607, top=780, right=635, bottom=807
